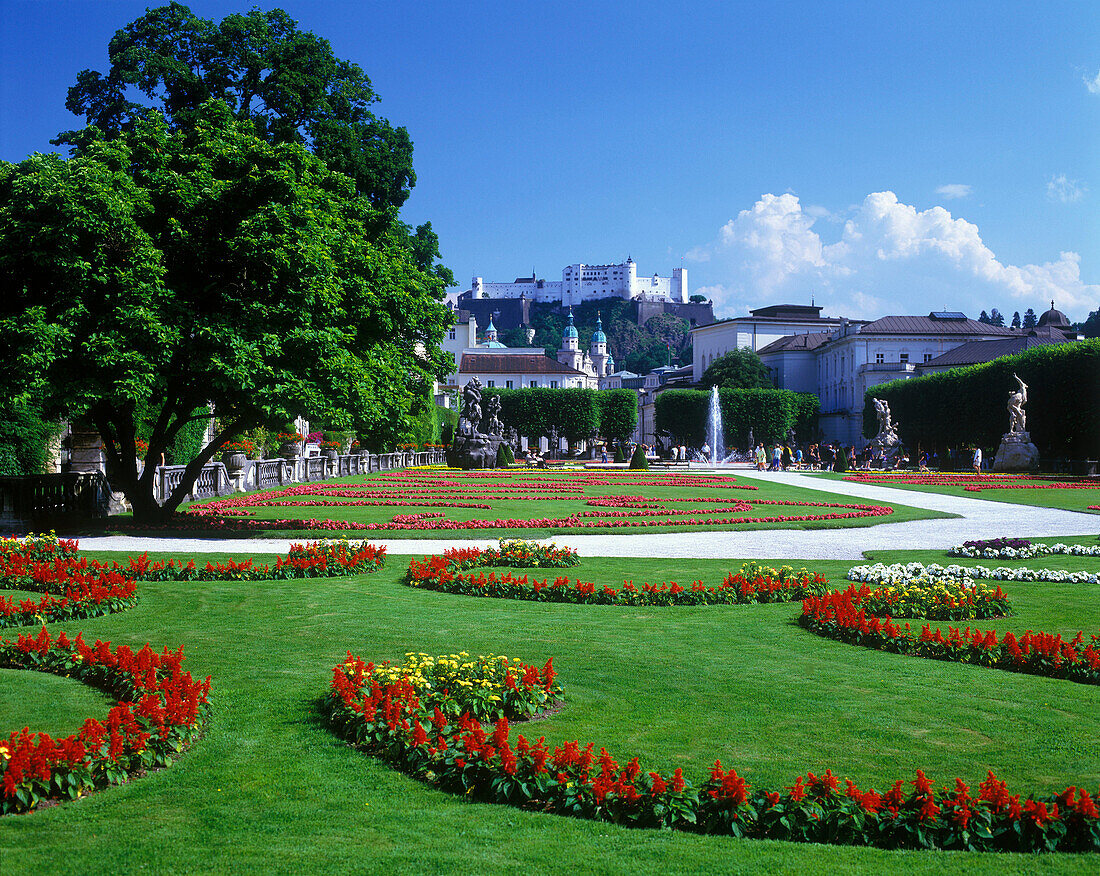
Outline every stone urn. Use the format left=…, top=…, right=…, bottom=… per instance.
left=321, top=448, right=338, bottom=462
left=279, top=442, right=302, bottom=460
left=222, top=451, right=248, bottom=474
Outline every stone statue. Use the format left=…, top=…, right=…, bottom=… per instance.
left=486, top=393, right=504, bottom=436
left=872, top=398, right=896, bottom=443
left=1007, top=373, right=1027, bottom=433
left=448, top=376, right=504, bottom=469
left=746, top=428, right=754, bottom=452
left=869, top=397, right=902, bottom=464
left=994, top=373, right=1038, bottom=472
left=459, top=378, right=483, bottom=436
left=525, top=326, right=536, bottom=345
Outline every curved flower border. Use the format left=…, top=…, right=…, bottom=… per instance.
left=1, top=537, right=137, bottom=628
left=322, top=649, right=1100, bottom=852
left=404, top=549, right=829, bottom=607
left=949, top=539, right=1100, bottom=560
left=1, top=626, right=211, bottom=814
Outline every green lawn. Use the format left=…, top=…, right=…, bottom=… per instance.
left=808, top=471, right=1100, bottom=514
left=149, top=468, right=954, bottom=540
left=2, top=546, right=1099, bottom=874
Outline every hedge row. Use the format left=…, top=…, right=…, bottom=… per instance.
left=655, top=388, right=820, bottom=447
left=481, top=388, right=637, bottom=444
left=863, top=340, right=1100, bottom=457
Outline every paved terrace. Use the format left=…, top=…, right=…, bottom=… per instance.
left=68, top=467, right=1099, bottom=560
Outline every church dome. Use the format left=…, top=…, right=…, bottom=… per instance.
left=592, top=313, right=607, bottom=344
left=1036, top=301, right=1070, bottom=328
left=563, top=308, right=578, bottom=340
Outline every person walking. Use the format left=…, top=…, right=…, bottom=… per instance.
left=972, top=446, right=983, bottom=476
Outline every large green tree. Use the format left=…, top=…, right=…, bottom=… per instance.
left=0, top=102, right=451, bottom=520
left=57, top=3, right=415, bottom=211
left=700, top=348, right=772, bottom=390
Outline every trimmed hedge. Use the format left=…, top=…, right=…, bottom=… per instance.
left=594, top=389, right=638, bottom=444
left=656, top=388, right=819, bottom=447
left=483, top=388, right=602, bottom=444
left=863, top=340, right=1100, bottom=457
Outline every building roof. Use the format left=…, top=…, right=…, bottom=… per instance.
left=459, top=353, right=587, bottom=376
left=750, top=303, right=823, bottom=319
left=1037, top=302, right=1071, bottom=329
left=756, top=331, right=834, bottom=354
left=922, top=332, right=1074, bottom=367
left=592, top=313, right=607, bottom=343
left=857, top=314, right=1016, bottom=336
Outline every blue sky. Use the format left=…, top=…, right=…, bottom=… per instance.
left=2, top=0, right=1097, bottom=321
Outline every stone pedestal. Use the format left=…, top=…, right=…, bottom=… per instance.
left=69, top=431, right=106, bottom=474
left=994, top=431, right=1039, bottom=472
left=446, top=433, right=502, bottom=470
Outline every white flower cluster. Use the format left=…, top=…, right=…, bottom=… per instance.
left=948, top=542, right=1100, bottom=560
left=850, top=561, right=1099, bottom=587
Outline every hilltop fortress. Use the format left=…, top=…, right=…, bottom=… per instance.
left=455, top=258, right=712, bottom=331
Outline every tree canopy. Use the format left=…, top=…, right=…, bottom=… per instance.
left=0, top=101, right=451, bottom=519
left=700, top=348, right=772, bottom=390
left=57, top=3, right=415, bottom=211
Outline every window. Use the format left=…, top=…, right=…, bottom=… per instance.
left=487, top=380, right=494, bottom=387
left=875, top=352, right=884, bottom=364
left=899, top=352, right=909, bottom=364
left=530, top=380, right=537, bottom=388
left=448, top=330, right=455, bottom=340
left=550, top=380, right=559, bottom=389
left=506, top=380, right=513, bottom=389
left=923, top=353, right=933, bottom=363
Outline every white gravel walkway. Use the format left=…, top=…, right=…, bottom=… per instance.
left=65, top=467, right=1098, bottom=560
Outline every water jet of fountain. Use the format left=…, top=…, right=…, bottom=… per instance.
left=706, top=386, right=725, bottom=466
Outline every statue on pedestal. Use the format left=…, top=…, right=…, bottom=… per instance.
left=869, top=397, right=902, bottom=464
left=447, top=377, right=504, bottom=469
left=994, top=374, right=1039, bottom=472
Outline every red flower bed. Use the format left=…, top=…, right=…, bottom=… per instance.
left=1, top=626, right=211, bottom=814
left=322, top=651, right=1100, bottom=851
left=1, top=538, right=137, bottom=628
left=404, top=552, right=829, bottom=606
left=799, top=586, right=1100, bottom=685
left=130, top=539, right=386, bottom=582
left=845, top=473, right=1100, bottom=493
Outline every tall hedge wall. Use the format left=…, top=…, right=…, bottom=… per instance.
left=863, top=339, right=1100, bottom=458
left=655, top=388, right=819, bottom=448
left=481, top=388, right=600, bottom=442
left=594, top=389, right=638, bottom=443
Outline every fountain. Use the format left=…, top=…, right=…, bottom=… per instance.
left=705, top=386, right=724, bottom=466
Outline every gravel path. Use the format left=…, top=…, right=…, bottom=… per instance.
left=65, top=468, right=1098, bottom=560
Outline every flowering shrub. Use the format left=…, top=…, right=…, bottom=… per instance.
left=220, top=438, right=257, bottom=456
left=949, top=539, right=1100, bottom=560
left=1, top=626, right=211, bottom=814
left=852, top=560, right=1099, bottom=588
left=130, top=538, right=386, bottom=582
left=333, top=651, right=561, bottom=724
left=319, top=441, right=342, bottom=451
left=277, top=431, right=305, bottom=444
left=800, top=587, right=1100, bottom=686
left=322, top=650, right=1100, bottom=851
left=844, top=565, right=1011, bottom=621
left=0, top=536, right=137, bottom=628
left=405, top=553, right=829, bottom=607
left=444, top=539, right=580, bottom=569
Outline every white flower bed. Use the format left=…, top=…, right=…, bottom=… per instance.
left=849, top=561, right=1100, bottom=587
left=948, top=542, right=1100, bottom=560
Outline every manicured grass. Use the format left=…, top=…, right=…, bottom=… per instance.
left=157, top=468, right=953, bottom=540
left=809, top=470, right=1100, bottom=513
left=2, top=548, right=1099, bottom=873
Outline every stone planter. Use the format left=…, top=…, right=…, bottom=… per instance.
left=321, top=449, right=338, bottom=462
left=222, top=451, right=248, bottom=474
left=279, top=442, right=302, bottom=460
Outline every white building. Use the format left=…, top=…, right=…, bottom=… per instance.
left=466, top=258, right=688, bottom=307
left=691, top=304, right=847, bottom=377
left=750, top=312, right=1020, bottom=446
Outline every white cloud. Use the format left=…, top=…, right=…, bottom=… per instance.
left=1047, top=174, right=1086, bottom=203
left=1085, top=69, right=1100, bottom=94
left=935, top=183, right=972, bottom=200
left=691, top=191, right=1097, bottom=321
